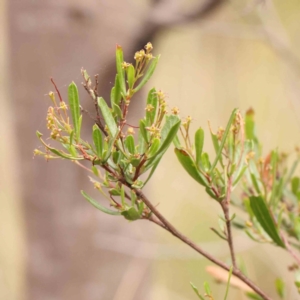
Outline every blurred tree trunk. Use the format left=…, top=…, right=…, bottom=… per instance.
left=0, top=0, right=27, bottom=299
left=9, top=1, right=150, bottom=299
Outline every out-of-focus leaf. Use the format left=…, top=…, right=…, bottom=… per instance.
left=173, top=134, right=181, bottom=148
left=190, top=283, right=205, bottom=300
left=109, top=188, right=121, bottom=196
left=93, top=124, right=103, bottom=158
left=224, top=267, right=233, bottom=300
left=245, top=108, right=255, bottom=140
left=210, top=109, right=238, bottom=173
left=204, top=282, right=212, bottom=296
left=133, top=55, right=160, bottom=93
left=249, top=196, right=285, bottom=247
left=175, top=148, right=207, bottom=186
left=233, top=165, right=248, bottom=186
left=195, top=128, right=204, bottom=167
left=116, top=45, right=126, bottom=96
left=81, top=191, right=120, bottom=215
left=126, top=64, right=135, bottom=89
left=275, top=278, right=285, bottom=299
left=68, top=82, right=81, bottom=140
left=201, top=152, right=211, bottom=172
left=145, top=88, right=158, bottom=125
left=121, top=207, right=141, bottom=221
left=245, top=292, right=264, bottom=300
left=112, top=103, right=122, bottom=120
left=125, top=134, right=135, bottom=154
left=292, top=177, right=300, bottom=195
left=98, top=97, right=118, bottom=136
left=250, top=173, right=261, bottom=194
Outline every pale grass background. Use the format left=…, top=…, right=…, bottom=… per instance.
left=1, top=0, right=300, bottom=299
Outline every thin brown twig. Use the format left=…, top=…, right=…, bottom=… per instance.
left=221, top=176, right=237, bottom=269
left=136, top=189, right=272, bottom=300
left=282, top=234, right=300, bottom=266
left=50, top=77, right=63, bottom=102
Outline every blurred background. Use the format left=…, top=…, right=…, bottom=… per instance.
left=2, top=0, right=300, bottom=299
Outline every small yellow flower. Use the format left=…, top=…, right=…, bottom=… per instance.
left=145, top=42, right=153, bottom=52
left=171, top=107, right=179, bottom=115
left=145, top=104, right=154, bottom=112
left=127, top=127, right=135, bottom=135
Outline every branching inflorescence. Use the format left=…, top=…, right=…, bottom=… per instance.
left=35, top=43, right=300, bottom=300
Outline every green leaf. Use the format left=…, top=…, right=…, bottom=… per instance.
left=203, top=282, right=212, bottom=296
left=133, top=55, right=160, bottom=93
left=275, top=278, right=285, bottom=299
left=116, top=45, right=126, bottom=96
left=112, top=103, right=122, bottom=120
left=81, top=191, right=120, bottom=215
left=36, top=132, right=83, bottom=160
left=92, top=124, right=103, bottom=158
left=292, top=177, right=300, bottom=195
left=210, top=129, right=224, bottom=168
left=233, top=165, right=248, bottom=186
left=210, top=109, right=238, bottom=173
left=145, top=88, right=158, bottom=125
left=147, top=138, right=160, bottom=158
left=195, top=128, right=204, bottom=167
left=139, top=119, right=149, bottom=143
left=121, top=207, right=141, bottom=221
left=200, top=152, right=211, bottom=172
left=250, top=173, right=261, bottom=194
left=68, top=82, right=81, bottom=140
left=144, top=159, right=160, bottom=185
left=126, top=64, right=135, bottom=89
left=111, top=74, right=122, bottom=109
left=144, top=116, right=181, bottom=170
left=190, top=282, right=205, bottom=300
left=138, top=127, right=146, bottom=154
left=245, top=292, right=264, bottom=300
left=224, top=266, right=233, bottom=300
left=249, top=196, right=285, bottom=247
left=175, top=148, right=208, bottom=186
left=125, top=135, right=135, bottom=154
left=98, top=97, right=118, bottom=136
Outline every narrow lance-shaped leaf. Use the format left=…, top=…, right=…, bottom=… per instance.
left=138, top=128, right=146, bottom=154
left=195, top=128, right=204, bottom=167
left=68, top=82, right=81, bottom=140
left=175, top=148, right=208, bottom=187
left=145, top=88, right=158, bottom=125
left=210, top=129, right=224, bottom=168
left=36, top=131, right=83, bottom=160
left=133, top=55, right=160, bottom=93
left=125, top=135, right=135, bottom=154
left=126, top=64, right=135, bottom=89
left=98, top=97, right=118, bottom=136
left=249, top=196, right=285, bottom=247
left=275, top=278, right=285, bottom=299
left=92, top=124, right=103, bottom=158
left=81, top=191, right=120, bottom=215
left=190, top=282, right=205, bottom=300
left=210, top=108, right=238, bottom=173
left=224, top=267, right=233, bottom=300
left=139, top=119, right=149, bottom=143
left=116, top=45, right=126, bottom=96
